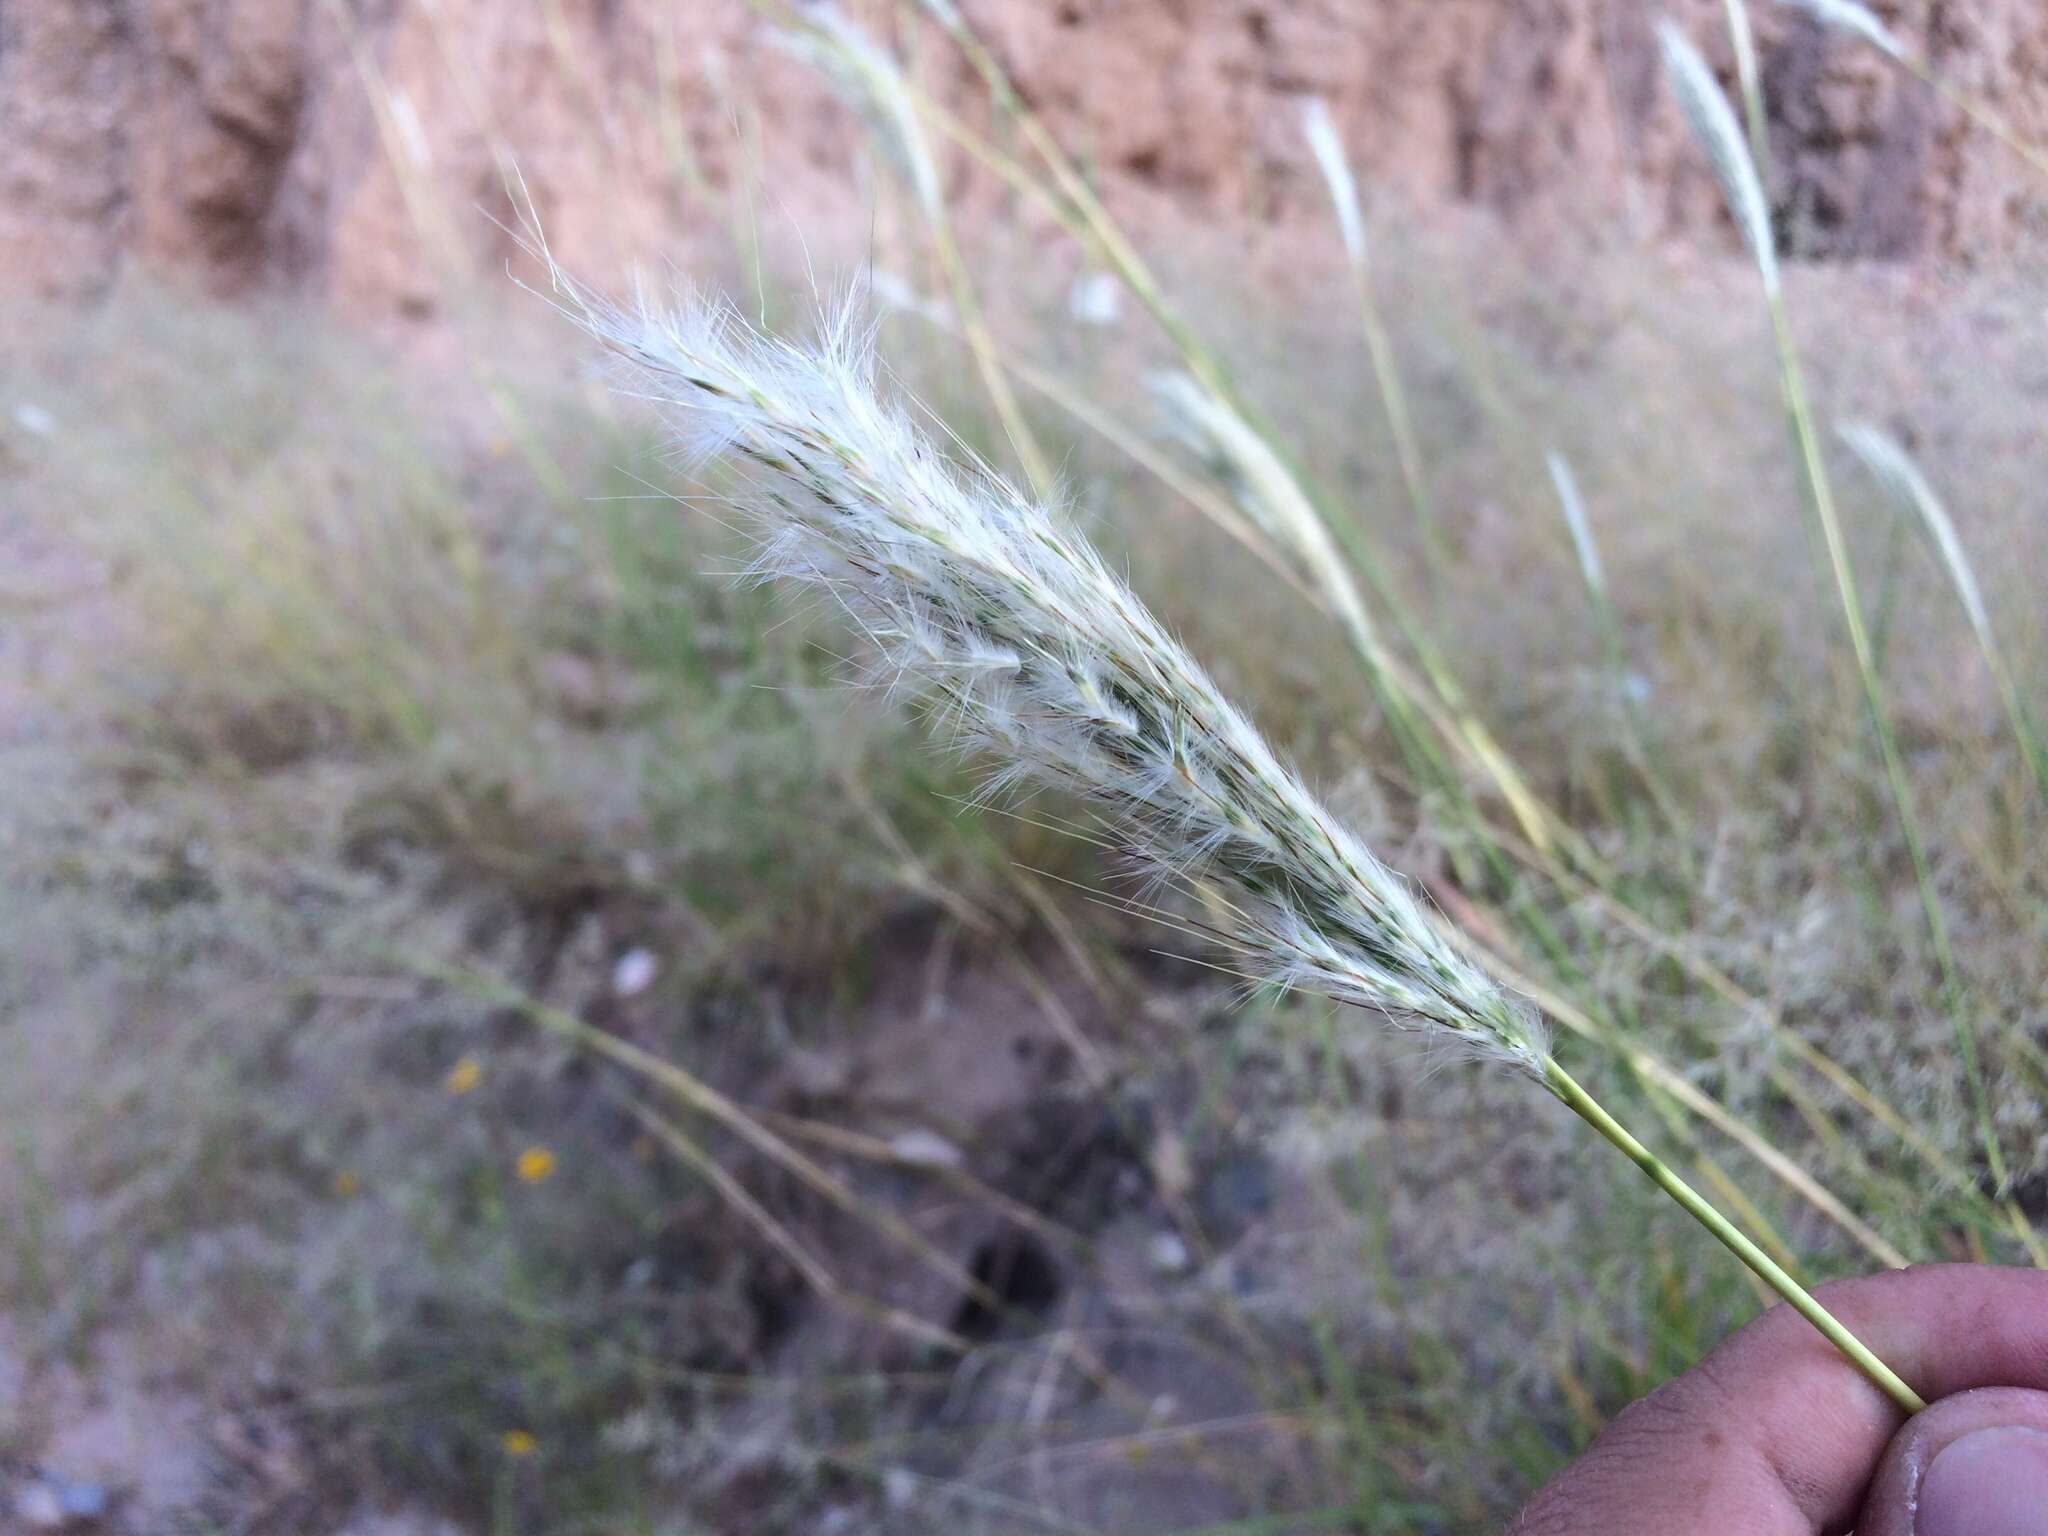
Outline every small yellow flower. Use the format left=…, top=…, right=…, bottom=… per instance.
left=444, top=1055, right=482, bottom=1096
left=331, top=1170, right=361, bottom=1199
left=500, top=1429, right=537, bottom=1458
left=515, top=1146, right=556, bottom=1184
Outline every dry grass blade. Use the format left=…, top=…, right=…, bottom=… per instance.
left=774, top=3, right=941, bottom=217
left=1149, top=369, right=1567, bottom=863
left=1546, top=451, right=1607, bottom=602
left=1722, top=0, right=1774, bottom=177
left=1472, top=944, right=1909, bottom=1269
left=1149, top=371, right=1383, bottom=654
left=626, top=1101, right=969, bottom=1354
left=1545, top=449, right=1689, bottom=844
left=436, top=963, right=1027, bottom=1319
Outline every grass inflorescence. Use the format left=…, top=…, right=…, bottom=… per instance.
left=553, top=259, right=1926, bottom=1412
left=11, top=5, right=2048, bottom=1530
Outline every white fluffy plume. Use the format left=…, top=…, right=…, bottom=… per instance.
left=556, top=275, right=1548, bottom=1078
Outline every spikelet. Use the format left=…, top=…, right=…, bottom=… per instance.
left=1779, top=0, right=1905, bottom=59
left=1836, top=422, right=1991, bottom=643
left=1545, top=451, right=1607, bottom=602
left=556, top=276, right=1547, bottom=1078
left=1299, top=97, right=1368, bottom=268
left=1839, top=423, right=2048, bottom=806
left=1146, top=371, right=1381, bottom=648
left=1658, top=20, right=1780, bottom=293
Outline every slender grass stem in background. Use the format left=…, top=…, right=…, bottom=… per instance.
left=1777, top=0, right=2048, bottom=182
left=1837, top=421, right=2048, bottom=811
left=1298, top=97, right=1446, bottom=585
left=1721, top=0, right=1775, bottom=188
left=1659, top=21, right=2036, bottom=1255
left=547, top=264, right=1926, bottom=1414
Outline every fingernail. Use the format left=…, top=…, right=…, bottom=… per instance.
left=1918, top=1426, right=2048, bottom=1536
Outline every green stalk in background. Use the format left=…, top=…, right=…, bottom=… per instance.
left=1722, top=0, right=1775, bottom=186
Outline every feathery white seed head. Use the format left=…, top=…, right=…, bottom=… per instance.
left=1778, top=0, right=1905, bottom=59
left=1546, top=451, right=1607, bottom=601
left=779, top=4, right=943, bottom=218
left=557, top=275, right=1546, bottom=1078
left=1837, top=421, right=1992, bottom=646
left=1658, top=19, right=1780, bottom=294
left=1299, top=96, right=1368, bottom=269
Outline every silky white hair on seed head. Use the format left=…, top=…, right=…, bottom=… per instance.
left=547, top=262, right=1548, bottom=1080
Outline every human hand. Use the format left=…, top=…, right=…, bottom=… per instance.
left=1509, top=1264, right=2048, bottom=1535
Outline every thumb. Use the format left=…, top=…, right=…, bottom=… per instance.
left=1858, top=1386, right=2048, bottom=1536
left=1509, top=1266, right=2048, bottom=1535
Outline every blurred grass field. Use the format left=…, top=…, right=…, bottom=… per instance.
left=4, top=6, right=2048, bottom=1532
